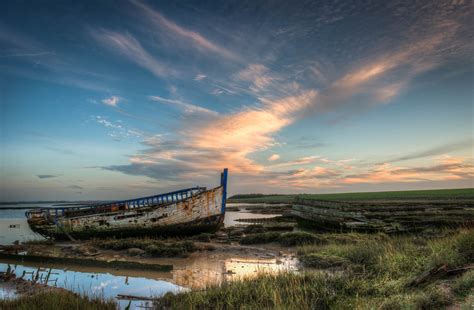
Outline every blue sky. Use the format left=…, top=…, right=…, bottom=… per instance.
left=1, top=0, right=473, bottom=201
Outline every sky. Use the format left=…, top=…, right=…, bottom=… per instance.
left=0, top=0, right=473, bottom=201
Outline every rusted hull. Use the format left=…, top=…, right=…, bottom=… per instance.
left=28, top=186, right=225, bottom=239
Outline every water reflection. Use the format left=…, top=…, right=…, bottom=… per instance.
left=171, top=254, right=298, bottom=288
left=0, top=263, right=184, bottom=309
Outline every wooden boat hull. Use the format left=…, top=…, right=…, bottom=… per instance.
left=27, top=169, right=228, bottom=239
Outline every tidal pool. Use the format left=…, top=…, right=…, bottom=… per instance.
left=0, top=262, right=184, bottom=309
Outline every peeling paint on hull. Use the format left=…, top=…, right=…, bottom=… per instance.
left=27, top=187, right=225, bottom=239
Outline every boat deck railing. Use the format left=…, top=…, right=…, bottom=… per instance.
left=26, top=186, right=208, bottom=219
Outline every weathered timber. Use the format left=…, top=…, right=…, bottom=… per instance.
left=292, top=197, right=474, bottom=233
left=408, top=264, right=474, bottom=287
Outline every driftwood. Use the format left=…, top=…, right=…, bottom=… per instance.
left=408, top=264, right=474, bottom=287
left=446, top=264, right=474, bottom=276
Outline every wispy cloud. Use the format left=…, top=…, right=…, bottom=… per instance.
left=66, top=185, right=83, bottom=190
left=235, top=64, right=276, bottom=92
left=268, top=154, right=280, bottom=161
left=131, top=0, right=239, bottom=61
left=37, top=174, right=59, bottom=179
left=93, top=116, right=144, bottom=141
left=1, top=25, right=113, bottom=92
left=384, top=140, right=472, bottom=164
left=91, top=29, right=176, bottom=78
left=149, top=95, right=218, bottom=116
left=194, top=74, right=206, bottom=81
left=102, top=96, right=120, bottom=107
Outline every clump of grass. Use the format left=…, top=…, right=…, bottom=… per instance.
left=412, top=286, right=453, bottom=310
left=243, top=224, right=267, bottom=234
left=240, top=232, right=281, bottom=245
left=190, top=233, right=214, bottom=242
left=456, top=230, right=474, bottom=263
left=0, top=290, right=116, bottom=310
left=453, top=270, right=474, bottom=297
left=378, top=295, right=412, bottom=310
left=145, top=240, right=195, bottom=257
left=92, top=238, right=196, bottom=257
left=278, top=232, right=327, bottom=247
left=343, top=241, right=382, bottom=268
left=300, top=253, right=347, bottom=268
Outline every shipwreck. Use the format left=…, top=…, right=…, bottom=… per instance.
left=26, top=169, right=228, bottom=239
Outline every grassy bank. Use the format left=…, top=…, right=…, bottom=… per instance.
left=155, top=228, right=474, bottom=309
left=92, top=237, right=197, bottom=257
left=0, top=291, right=116, bottom=310
left=228, top=188, right=474, bottom=203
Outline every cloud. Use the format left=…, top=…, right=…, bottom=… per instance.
left=91, top=29, right=176, bottom=78
left=235, top=64, right=276, bottom=92
left=385, top=140, right=473, bottom=163
left=37, top=174, right=59, bottom=179
left=131, top=0, right=239, bottom=61
left=268, top=154, right=280, bottom=161
left=264, top=155, right=474, bottom=190
left=341, top=156, right=474, bottom=185
left=105, top=90, right=318, bottom=182
left=66, top=185, right=83, bottom=190
left=102, top=4, right=472, bottom=192
left=194, top=74, right=206, bottom=81
left=102, top=96, right=120, bottom=107
left=93, top=115, right=144, bottom=140
left=149, top=95, right=218, bottom=116
left=269, top=156, right=322, bottom=168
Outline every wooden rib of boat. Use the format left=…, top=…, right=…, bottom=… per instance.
left=26, top=169, right=228, bottom=239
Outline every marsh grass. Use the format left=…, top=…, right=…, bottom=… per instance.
left=229, top=188, right=474, bottom=203
left=0, top=290, right=116, bottom=310
left=453, top=270, right=474, bottom=297
left=155, top=271, right=347, bottom=309
left=158, top=228, right=474, bottom=309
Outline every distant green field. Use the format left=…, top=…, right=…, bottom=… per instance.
left=228, top=188, right=474, bottom=203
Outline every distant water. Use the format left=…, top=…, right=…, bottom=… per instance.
left=0, top=203, right=54, bottom=245
left=0, top=203, right=59, bottom=218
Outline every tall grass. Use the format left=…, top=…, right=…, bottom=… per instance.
left=0, top=290, right=116, bottom=310
left=156, top=228, right=474, bottom=309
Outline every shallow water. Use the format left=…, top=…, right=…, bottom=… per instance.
left=0, top=252, right=298, bottom=309
left=223, top=210, right=281, bottom=227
